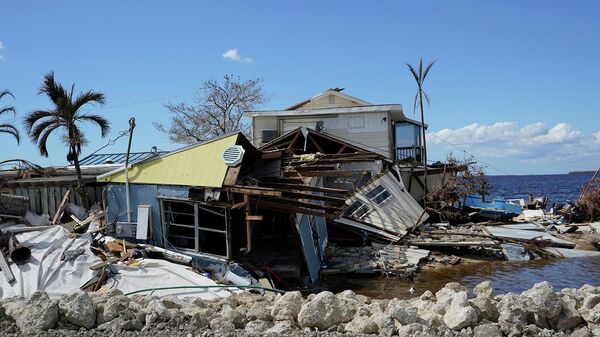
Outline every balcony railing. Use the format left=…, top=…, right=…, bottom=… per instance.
left=395, top=146, right=423, bottom=164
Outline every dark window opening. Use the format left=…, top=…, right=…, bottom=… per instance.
left=261, top=130, right=278, bottom=144
left=161, top=199, right=229, bottom=258
left=342, top=200, right=370, bottom=219
left=365, top=184, right=392, bottom=205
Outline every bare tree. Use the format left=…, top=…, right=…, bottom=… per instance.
left=155, top=75, right=265, bottom=144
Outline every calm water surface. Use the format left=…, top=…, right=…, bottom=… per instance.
left=323, top=173, right=600, bottom=298
left=324, top=256, right=600, bottom=298
left=486, top=173, right=593, bottom=207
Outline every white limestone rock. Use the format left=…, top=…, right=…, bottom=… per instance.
left=297, top=291, right=343, bottom=330
left=397, top=322, right=438, bottom=337
left=443, top=292, right=478, bottom=331
left=58, top=290, right=97, bottom=329
left=270, top=291, right=302, bottom=321
left=520, top=281, right=562, bottom=319
left=4, top=291, right=59, bottom=333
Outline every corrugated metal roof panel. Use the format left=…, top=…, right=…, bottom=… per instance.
left=79, top=151, right=169, bottom=165
left=98, top=133, right=239, bottom=187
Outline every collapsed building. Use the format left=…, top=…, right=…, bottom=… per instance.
left=91, top=127, right=427, bottom=287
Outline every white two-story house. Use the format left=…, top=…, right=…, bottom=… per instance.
left=244, top=88, right=426, bottom=163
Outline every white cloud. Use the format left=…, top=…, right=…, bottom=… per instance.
left=428, top=121, right=600, bottom=164
left=0, top=41, right=4, bottom=61
left=222, top=48, right=253, bottom=63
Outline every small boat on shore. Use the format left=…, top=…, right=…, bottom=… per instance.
left=464, top=194, right=523, bottom=220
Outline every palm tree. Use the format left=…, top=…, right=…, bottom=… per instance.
left=24, top=72, right=110, bottom=187
left=407, top=58, right=435, bottom=202
left=0, top=90, right=20, bottom=143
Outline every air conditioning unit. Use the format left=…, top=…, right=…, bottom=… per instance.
left=222, top=145, right=245, bottom=166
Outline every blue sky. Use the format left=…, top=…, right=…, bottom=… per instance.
left=1, top=1, right=599, bottom=175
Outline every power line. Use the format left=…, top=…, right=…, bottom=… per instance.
left=80, top=92, right=197, bottom=113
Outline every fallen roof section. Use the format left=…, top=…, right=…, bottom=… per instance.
left=337, top=169, right=428, bottom=240
left=484, top=226, right=576, bottom=248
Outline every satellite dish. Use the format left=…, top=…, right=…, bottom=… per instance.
left=222, top=145, right=245, bottom=166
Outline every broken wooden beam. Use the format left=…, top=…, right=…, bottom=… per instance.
left=284, top=170, right=355, bottom=177
left=252, top=195, right=343, bottom=212
left=255, top=199, right=337, bottom=219
left=0, top=250, right=15, bottom=284
left=51, top=190, right=71, bottom=225
left=244, top=195, right=252, bottom=253
left=257, top=182, right=348, bottom=195
left=225, top=185, right=346, bottom=204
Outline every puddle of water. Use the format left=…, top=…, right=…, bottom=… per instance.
left=322, top=256, right=600, bottom=299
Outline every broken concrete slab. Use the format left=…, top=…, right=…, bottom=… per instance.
left=484, top=226, right=576, bottom=248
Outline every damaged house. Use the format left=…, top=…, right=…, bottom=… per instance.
left=244, top=88, right=452, bottom=202
left=95, top=127, right=428, bottom=287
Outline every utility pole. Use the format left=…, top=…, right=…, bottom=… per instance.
left=124, top=117, right=136, bottom=223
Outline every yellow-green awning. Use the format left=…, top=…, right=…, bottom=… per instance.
left=98, top=133, right=239, bottom=187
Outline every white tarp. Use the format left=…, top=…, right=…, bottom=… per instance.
left=0, top=225, right=230, bottom=300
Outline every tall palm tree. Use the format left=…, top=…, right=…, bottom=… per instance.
left=407, top=58, right=435, bottom=202
left=0, top=90, right=20, bottom=143
left=24, top=72, right=110, bottom=187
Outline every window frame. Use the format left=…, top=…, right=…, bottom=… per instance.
left=159, top=197, right=231, bottom=260
left=365, top=184, right=393, bottom=205
left=261, top=130, right=279, bottom=144
left=342, top=200, right=371, bottom=219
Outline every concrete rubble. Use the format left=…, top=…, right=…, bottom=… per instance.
left=0, top=281, right=600, bottom=336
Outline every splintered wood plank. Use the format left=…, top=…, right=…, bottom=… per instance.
left=257, top=182, right=348, bottom=194
left=256, top=195, right=343, bottom=212
left=223, top=166, right=242, bottom=186
left=254, top=199, right=336, bottom=219
left=294, top=165, right=338, bottom=171
left=225, top=186, right=283, bottom=197
left=0, top=251, right=15, bottom=284
left=284, top=170, right=354, bottom=177
left=51, top=190, right=71, bottom=225
left=244, top=194, right=252, bottom=253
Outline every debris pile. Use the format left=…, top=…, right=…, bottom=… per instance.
left=0, top=191, right=253, bottom=300
left=0, top=281, right=599, bottom=336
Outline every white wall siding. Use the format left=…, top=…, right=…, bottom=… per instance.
left=252, top=112, right=393, bottom=157
left=253, top=116, right=278, bottom=146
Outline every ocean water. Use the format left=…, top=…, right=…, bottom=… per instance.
left=486, top=172, right=594, bottom=206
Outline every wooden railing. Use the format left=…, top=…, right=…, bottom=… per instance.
left=395, top=146, right=423, bottom=163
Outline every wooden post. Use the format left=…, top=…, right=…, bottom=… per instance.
left=244, top=194, right=252, bottom=253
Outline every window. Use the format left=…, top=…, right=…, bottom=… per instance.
left=395, top=122, right=423, bottom=162
left=261, top=130, right=278, bottom=144
left=161, top=199, right=229, bottom=258
left=365, top=184, right=392, bottom=205
left=395, top=123, right=421, bottom=147
left=328, top=95, right=335, bottom=104
left=342, top=200, right=370, bottom=219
